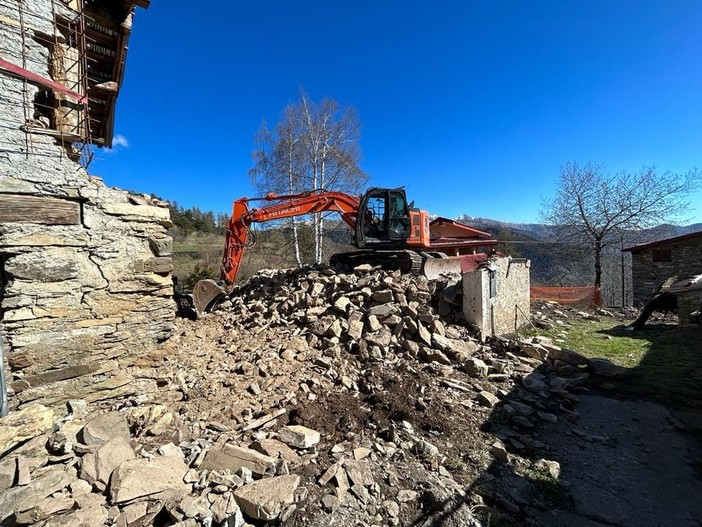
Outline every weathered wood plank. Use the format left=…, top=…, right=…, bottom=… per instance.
left=0, top=195, right=81, bottom=225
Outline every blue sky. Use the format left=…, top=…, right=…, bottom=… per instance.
left=92, top=1, right=702, bottom=224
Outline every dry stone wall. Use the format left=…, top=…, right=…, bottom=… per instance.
left=0, top=1, right=174, bottom=409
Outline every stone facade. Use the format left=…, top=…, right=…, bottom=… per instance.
left=1, top=0, right=173, bottom=409
left=625, top=232, right=702, bottom=306
left=462, top=256, right=531, bottom=337
left=677, top=289, right=702, bottom=326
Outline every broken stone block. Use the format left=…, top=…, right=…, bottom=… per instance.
left=233, top=474, right=300, bottom=521
left=253, top=439, right=300, bottom=465
left=477, top=391, right=499, bottom=408
left=367, top=314, right=382, bottom=332
left=416, top=440, right=439, bottom=459
left=200, top=444, right=276, bottom=477
left=587, top=358, right=629, bottom=378
left=344, top=459, right=374, bottom=486
left=210, top=492, right=244, bottom=525
left=522, top=372, right=549, bottom=392
left=79, top=436, right=135, bottom=487
left=416, top=323, right=432, bottom=346
left=158, top=442, right=185, bottom=459
left=178, top=495, right=211, bottom=519
left=333, top=296, right=351, bottom=313
left=109, top=456, right=190, bottom=504
left=81, top=412, right=130, bottom=446
left=347, top=319, right=364, bottom=340
left=16, top=456, right=31, bottom=486
left=397, top=489, right=418, bottom=503
left=545, top=345, right=588, bottom=366
left=0, top=465, right=78, bottom=524
left=463, top=357, right=488, bottom=378
left=14, top=496, right=76, bottom=524
left=278, top=425, right=320, bottom=449
left=0, top=404, right=55, bottom=456
left=491, top=441, right=509, bottom=462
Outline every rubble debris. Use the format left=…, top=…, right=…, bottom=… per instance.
left=0, top=268, right=638, bottom=526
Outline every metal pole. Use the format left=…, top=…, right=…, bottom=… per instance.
left=0, top=332, right=8, bottom=417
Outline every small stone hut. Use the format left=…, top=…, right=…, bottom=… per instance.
left=462, top=255, right=531, bottom=337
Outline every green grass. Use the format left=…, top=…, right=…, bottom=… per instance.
left=523, top=317, right=702, bottom=408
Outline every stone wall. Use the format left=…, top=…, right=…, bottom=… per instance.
left=0, top=0, right=174, bottom=409
left=462, top=256, right=531, bottom=337
left=677, top=290, right=702, bottom=326
left=630, top=235, right=702, bottom=305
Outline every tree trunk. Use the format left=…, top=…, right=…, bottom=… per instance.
left=594, top=240, right=603, bottom=288
left=287, top=153, right=302, bottom=267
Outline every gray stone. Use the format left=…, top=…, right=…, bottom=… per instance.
left=522, top=372, right=549, bottom=392
left=347, top=319, right=364, bottom=340
left=587, top=358, right=629, bottom=378
left=278, top=425, right=320, bottom=449
left=81, top=412, right=130, bottom=446
left=546, top=346, right=588, bottom=366
left=416, top=440, right=440, bottom=459
left=79, top=436, right=135, bottom=486
left=109, top=456, right=190, bottom=504
left=210, top=493, right=244, bottom=525
left=200, top=444, right=276, bottom=477
left=477, top=391, right=499, bottom=408
left=0, top=404, right=55, bottom=456
left=0, top=465, right=78, bottom=524
left=233, top=474, right=300, bottom=521
left=14, top=496, right=76, bottom=525
left=344, top=459, right=375, bottom=486
left=464, top=357, right=489, bottom=378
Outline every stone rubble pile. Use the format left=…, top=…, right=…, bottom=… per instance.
left=0, top=266, right=622, bottom=526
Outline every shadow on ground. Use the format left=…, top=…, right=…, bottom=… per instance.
left=410, top=326, right=702, bottom=527
left=597, top=323, right=702, bottom=411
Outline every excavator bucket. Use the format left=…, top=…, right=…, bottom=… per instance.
left=192, top=279, right=228, bottom=318
left=422, top=257, right=464, bottom=280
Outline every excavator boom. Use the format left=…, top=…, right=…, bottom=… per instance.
left=221, top=191, right=361, bottom=284
left=191, top=187, right=436, bottom=317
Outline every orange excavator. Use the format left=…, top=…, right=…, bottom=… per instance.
left=191, top=187, right=461, bottom=316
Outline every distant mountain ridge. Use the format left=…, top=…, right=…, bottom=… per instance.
left=454, top=214, right=702, bottom=242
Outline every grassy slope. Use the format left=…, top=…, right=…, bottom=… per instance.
left=526, top=316, right=702, bottom=407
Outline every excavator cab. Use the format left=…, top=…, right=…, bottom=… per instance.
left=356, top=188, right=411, bottom=248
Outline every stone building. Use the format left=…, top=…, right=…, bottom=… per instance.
left=462, top=255, right=531, bottom=337
left=623, top=230, right=702, bottom=306
left=0, top=0, right=174, bottom=410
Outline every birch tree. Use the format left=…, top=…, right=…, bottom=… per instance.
left=540, top=162, right=699, bottom=288
left=250, top=90, right=368, bottom=265
left=250, top=106, right=305, bottom=266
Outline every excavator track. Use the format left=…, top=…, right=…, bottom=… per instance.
left=330, top=249, right=424, bottom=274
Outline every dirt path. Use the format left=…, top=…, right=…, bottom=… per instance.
left=531, top=394, right=702, bottom=527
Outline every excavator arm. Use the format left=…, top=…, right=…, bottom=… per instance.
left=192, top=190, right=361, bottom=316
left=221, top=190, right=361, bottom=284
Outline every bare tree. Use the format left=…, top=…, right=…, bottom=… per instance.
left=541, top=162, right=699, bottom=287
left=250, top=90, right=368, bottom=265
left=250, top=106, right=305, bottom=266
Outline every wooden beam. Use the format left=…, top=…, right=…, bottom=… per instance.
left=0, top=58, right=88, bottom=104
left=0, top=195, right=81, bottom=225
left=20, top=125, right=83, bottom=144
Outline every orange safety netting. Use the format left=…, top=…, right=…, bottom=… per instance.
left=530, top=286, right=603, bottom=308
